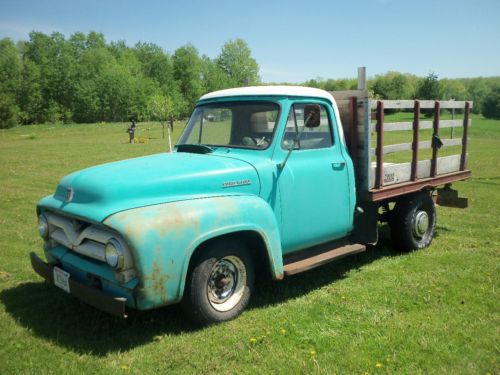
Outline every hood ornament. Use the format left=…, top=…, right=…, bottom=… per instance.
left=66, top=187, right=74, bottom=202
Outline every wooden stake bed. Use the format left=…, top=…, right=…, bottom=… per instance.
left=331, top=84, right=472, bottom=202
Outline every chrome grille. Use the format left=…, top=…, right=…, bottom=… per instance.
left=46, top=212, right=115, bottom=262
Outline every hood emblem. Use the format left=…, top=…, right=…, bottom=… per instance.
left=66, top=187, right=74, bottom=202
left=222, top=179, right=252, bottom=188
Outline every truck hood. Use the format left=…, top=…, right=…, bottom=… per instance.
left=38, top=152, right=260, bottom=223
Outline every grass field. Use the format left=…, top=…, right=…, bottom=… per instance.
left=0, top=116, right=498, bottom=374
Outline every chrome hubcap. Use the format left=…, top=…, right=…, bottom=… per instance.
left=207, top=256, right=246, bottom=312
left=413, top=211, right=429, bottom=238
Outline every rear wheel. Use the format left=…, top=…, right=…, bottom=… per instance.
left=181, top=239, right=254, bottom=325
left=390, top=192, right=436, bottom=251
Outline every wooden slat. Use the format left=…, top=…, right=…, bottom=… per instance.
left=370, top=119, right=470, bottom=132
left=375, top=101, right=384, bottom=189
left=369, top=170, right=471, bottom=201
left=411, top=101, right=420, bottom=181
left=431, top=101, right=440, bottom=177
left=370, top=100, right=473, bottom=109
left=460, top=102, right=470, bottom=170
left=369, top=154, right=464, bottom=188
left=370, top=138, right=465, bottom=156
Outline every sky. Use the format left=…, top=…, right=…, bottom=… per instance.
left=1, top=0, right=499, bottom=83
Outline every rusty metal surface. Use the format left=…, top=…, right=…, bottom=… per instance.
left=30, top=252, right=128, bottom=318
left=368, top=170, right=471, bottom=201
left=284, top=243, right=366, bottom=276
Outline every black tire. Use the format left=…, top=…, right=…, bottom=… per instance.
left=390, top=193, right=436, bottom=252
left=181, top=238, right=254, bottom=325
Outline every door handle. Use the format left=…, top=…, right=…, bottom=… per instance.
left=331, top=161, right=346, bottom=169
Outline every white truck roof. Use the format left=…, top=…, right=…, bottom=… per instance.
left=199, top=86, right=337, bottom=103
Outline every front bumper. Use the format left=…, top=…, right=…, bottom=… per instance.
left=30, top=252, right=128, bottom=318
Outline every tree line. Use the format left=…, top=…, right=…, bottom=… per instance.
left=303, top=72, right=500, bottom=118
left=1, top=31, right=499, bottom=129
left=0, top=32, right=259, bottom=128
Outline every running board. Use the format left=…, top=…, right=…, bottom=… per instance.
left=283, top=243, right=366, bottom=276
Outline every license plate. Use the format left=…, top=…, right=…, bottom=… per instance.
left=53, top=266, right=70, bottom=293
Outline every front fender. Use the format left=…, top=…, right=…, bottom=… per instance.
left=103, top=195, right=283, bottom=310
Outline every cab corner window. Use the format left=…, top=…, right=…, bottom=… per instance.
left=282, top=103, right=333, bottom=150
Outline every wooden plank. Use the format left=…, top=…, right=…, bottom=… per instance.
left=431, top=101, right=440, bottom=177
left=460, top=102, right=470, bottom=170
left=411, top=101, right=420, bottom=181
left=370, top=119, right=470, bottom=132
left=284, top=243, right=366, bottom=276
left=349, top=97, right=358, bottom=170
left=330, top=90, right=368, bottom=101
left=370, top=138, right=465, bottom=156
left=375, top=101, right=384, bottom=189
left=369, top=154, right=464, bottom=188
left=368, top=170, right=471, bottom=201
left=370, top=100, right=473, bottom=109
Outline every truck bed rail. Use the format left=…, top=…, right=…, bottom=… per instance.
left=331, top=89, right=472, bottom=202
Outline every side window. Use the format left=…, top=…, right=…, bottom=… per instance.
left=282, top=103, right=333, bottom=150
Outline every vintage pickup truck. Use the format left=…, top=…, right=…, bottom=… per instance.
left=31, top=73, right=472, bottom=324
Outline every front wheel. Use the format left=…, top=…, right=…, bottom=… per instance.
left=181, top=239, right=254, bottom=325
left=390, top=192, right=436, bottom=251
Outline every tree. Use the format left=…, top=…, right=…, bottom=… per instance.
left=371, top=72, right=418, bottom=99
left=173, top=44, right=204, bottom=116
left=217, top=39, right=260, bottom=86
left=147, top=93, right=182, bottom=150
left=0, top=38, right=22, bottom=127
left=417, top=72, right=440, bottom=100
left=482, top=87, right=500, bottom=119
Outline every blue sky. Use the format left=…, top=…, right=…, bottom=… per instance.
left=1, top=0, right=499, bottom=82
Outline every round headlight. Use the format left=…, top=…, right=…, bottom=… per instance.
left=105, top=239, right=124, bottom=269
left=38, top=215, right=49, bottom=239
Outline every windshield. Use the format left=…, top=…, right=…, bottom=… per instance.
left=178, top=102, right=280, bottom=150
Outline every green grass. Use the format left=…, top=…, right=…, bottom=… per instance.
left=0, top=117, right=498, bottom=374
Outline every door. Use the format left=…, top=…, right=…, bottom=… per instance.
left=277, top=102, right=352, bottom=253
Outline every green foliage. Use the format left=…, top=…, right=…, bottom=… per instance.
left=1, top=30, right=499, bottom=126
left=217, top=39, right=260, bottom=86
left=0, top=93, right=19, bottom=128
left=481, top=86, right=500, bottom=119
left=416, top=72, right=440, bottom=100
left=0, top=33, right=262, bottom=125
left=371, top=71, right=419, bottom=99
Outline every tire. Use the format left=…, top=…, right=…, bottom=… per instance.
left=390, top=192, right=436, bottom=252
left=181, top=239, right=254, bottom=325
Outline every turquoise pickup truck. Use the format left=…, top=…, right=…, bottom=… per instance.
left=31, top=84, right=472, bottom=324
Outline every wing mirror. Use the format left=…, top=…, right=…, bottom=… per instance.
left=304, top=104, right=321, bottom=128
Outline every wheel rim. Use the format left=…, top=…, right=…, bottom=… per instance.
left=207, top=256, right=247, bottom=312
left=412, top=210, right=429, bottom=239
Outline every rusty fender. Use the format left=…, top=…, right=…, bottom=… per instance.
left=103, top=195, right=283, bottom=310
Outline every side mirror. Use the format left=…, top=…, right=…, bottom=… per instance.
left=304, top=104, right=321, bottom=128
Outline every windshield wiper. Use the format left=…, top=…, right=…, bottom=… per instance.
left=176, top=144, right=214, bottom=154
